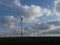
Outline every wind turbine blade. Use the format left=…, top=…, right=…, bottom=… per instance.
left=17, top=10, right=21, bottom=18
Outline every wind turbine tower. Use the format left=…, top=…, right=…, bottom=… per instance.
left=17, top=10, right=23, bottom=37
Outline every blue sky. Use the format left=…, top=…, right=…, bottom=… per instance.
left=0, top=0, right=60, bottom=36
left=21, top=0, right=54, bottom=8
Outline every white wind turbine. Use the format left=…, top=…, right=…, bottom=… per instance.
left=17, top=10, right=23, bottom=37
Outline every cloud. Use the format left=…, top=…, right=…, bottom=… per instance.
left=24, top=20, right=60, bottom=36
left=54, top=0, right=60, bottom=15
left=14, top=0, right=21, bottom=7
left=14, top=0, right=52, bottom=23
left=1, top=16, right=60, bottom=36
left=24, top=21, right=56, bottom=31
left=1, top=16, right=21, bottom=33
left=18, top=5, right=43, bottom=22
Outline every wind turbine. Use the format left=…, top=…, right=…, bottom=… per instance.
left=17, top=10, right=23, bottom=37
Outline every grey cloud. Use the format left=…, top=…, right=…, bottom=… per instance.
left=54, top=0, right=60, bottom=15
left=40, top=28, right=60, bottom=36
left=1, top=16, right=20, bottom=33
left=1, top=20, right=60, bottom=36
left=24, top=20, right=60, bottom=36
left=47, top=21, right=60, bottom=26
left=42, top=28, right=60, bottom=34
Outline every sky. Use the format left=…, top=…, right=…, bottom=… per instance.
left=0, top=0, right=60, bottom=37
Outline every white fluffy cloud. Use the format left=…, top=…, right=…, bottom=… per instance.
left=1, top=16, right=16, bottom=29
left=13, top=0, right=52, bottom=23
left=1, top=16, right=20, bottom=33
left=18, top=5, right=43, bottom=22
